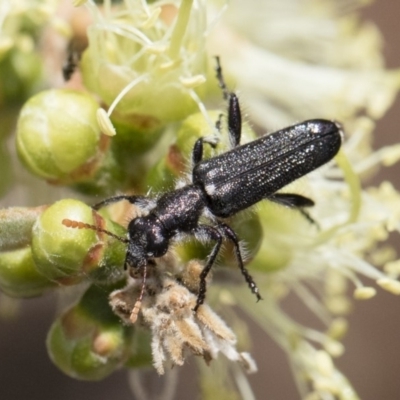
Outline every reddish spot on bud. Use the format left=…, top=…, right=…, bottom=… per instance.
left=167, top=144, right=185, bottom=175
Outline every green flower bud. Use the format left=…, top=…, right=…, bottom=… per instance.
left=111, top=112, right=164, bottom=158
left=0, top=247, right=56, bottom=297
left=16, top=89, right=102, bottom=183
left=31, top=199, right=126, bottom=284
left=47, top=283, right=132, bottom=380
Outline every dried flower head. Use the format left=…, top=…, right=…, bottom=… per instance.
left=109, top=258, right=256, bottom=375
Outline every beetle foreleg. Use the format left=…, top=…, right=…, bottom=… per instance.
left=92, top=195, right=154, bottom=211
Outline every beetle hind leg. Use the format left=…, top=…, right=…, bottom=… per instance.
left=268, top=193, right=319, bottom=228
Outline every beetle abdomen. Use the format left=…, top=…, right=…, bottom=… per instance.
left=193, top=119, right=342, bottom=218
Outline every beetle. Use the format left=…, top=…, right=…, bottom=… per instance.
left=62, top=43, right=82, bottom=81
left=63, top=58, right=343, bottom=312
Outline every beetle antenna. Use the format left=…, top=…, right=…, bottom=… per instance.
left=215, top=56, right=230, bottom=100
left=129, top=263, right=148, bottom=323
left=62, top=219, right=129, bottom=243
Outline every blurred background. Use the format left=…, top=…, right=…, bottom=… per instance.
left=0, top=1, right=399, bottom=399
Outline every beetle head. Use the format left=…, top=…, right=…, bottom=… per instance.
left=126, top=216, right=169, bottom=268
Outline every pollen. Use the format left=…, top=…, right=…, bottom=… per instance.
left=180, top=75, right=207, bottom=89
left=353, top=287, right=377, bottom=300
left=96, top=108, right=116, bottom=137
left=377, top=278, right=400, bottom=295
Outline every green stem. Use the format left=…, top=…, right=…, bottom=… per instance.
left=0, top=206, right=47, bottom=251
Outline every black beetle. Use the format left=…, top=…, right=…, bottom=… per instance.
left=64, top=58, right=342, bottom=312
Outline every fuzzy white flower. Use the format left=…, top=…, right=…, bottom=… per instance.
left=109, top=260, right=256, bottom=375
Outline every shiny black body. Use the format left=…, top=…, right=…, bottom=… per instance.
left=93, top=65, right=342, bottom=311
left=62, top=49, right=81, bottom=81
left=193, top=119, right=341, bottom=218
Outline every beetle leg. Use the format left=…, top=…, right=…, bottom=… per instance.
left=92, top=195, right=155, bottom=211
left=215, top=56, right=242, bottom=148
left=192, top=136, right=219, bottom=166
left=268, top=193, right=319, bottom=227
left=192, top=225, right=223, bottom=311
left=218, top=222, right=262, bottom=302
left=226, top=93, right=242, bottom=148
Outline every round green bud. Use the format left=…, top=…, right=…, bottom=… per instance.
left=111, top=112, right=164, bottom=157
left=0, top=247, right=56, bottom=297
left=16, top=89, right=101, bottom=182
left=47, top=284, right=132, bottom=380
left=31, top=199, right=127, bottom=284
left=31, top=199, right=99, bottom=283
